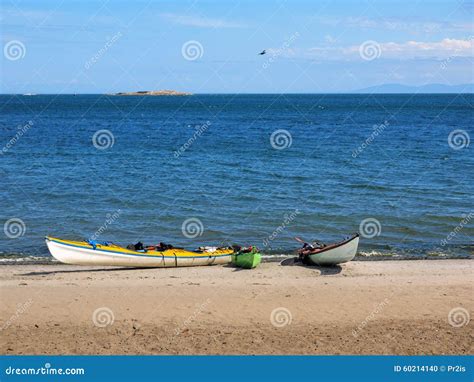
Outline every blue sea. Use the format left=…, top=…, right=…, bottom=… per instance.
left=0, top=94, right=473, bottom=262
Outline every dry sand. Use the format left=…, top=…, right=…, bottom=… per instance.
left=0, top=260, right=472, bottom=355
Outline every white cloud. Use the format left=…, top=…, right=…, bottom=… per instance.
left=316, top=16, right=473, bottom=34
left=306, top=38, right=474, bottom=60
left=347, top=38, right=474, bottom=59
left=1, top=7, right=58, bottom=21
left=160, top=13, right=246, bottom=29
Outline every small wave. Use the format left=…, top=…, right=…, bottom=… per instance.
left=261, top=254, right=290, bottom=258
left=356, top=250, right=471, bottom=260
left=358, top=251, right=397, bottom=257
left=261, top=254, right=292, bottom=262
left=0, top=255, right=56, bottom=264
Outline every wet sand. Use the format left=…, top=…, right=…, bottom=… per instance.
left=0, top=260, right=472, bottom=355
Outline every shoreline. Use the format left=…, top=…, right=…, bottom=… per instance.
left=1, top=260, right=472, bottom=355
left=1, top=253, right=472, bottom=265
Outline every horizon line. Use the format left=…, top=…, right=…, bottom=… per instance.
left=2, top=92, right=473, bottom=96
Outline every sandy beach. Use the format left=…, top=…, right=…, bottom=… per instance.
left=0, top=260, right=472, bottom=355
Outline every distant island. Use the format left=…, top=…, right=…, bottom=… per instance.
left=111, top=90, right=192, bottom=96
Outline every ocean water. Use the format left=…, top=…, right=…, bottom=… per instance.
left=0, top=94, right=473, bottom=262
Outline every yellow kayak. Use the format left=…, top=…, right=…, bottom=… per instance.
left=45, top=236, right=234, bottom=268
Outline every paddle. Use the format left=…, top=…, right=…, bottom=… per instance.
left=294, top=236, right=307, bottom=244
left=294, top=236, right=325, bottom=248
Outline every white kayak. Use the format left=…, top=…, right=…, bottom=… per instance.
left=45, top=236, right=233, bottom=268
left=301, top=234, right=359, bottom=265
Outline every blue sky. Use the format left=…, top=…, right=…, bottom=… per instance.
left=1, top=0, right=473, bottom=93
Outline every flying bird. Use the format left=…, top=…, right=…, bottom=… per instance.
left=258, top=50, right=266, bottom=55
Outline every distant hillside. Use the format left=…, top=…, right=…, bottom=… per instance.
left=111, top=90, right=192, bottom=96
left=353, top=83, right=474, bottom=94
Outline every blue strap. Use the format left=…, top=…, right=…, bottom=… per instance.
left=87, top=239, right=110, bottom=250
